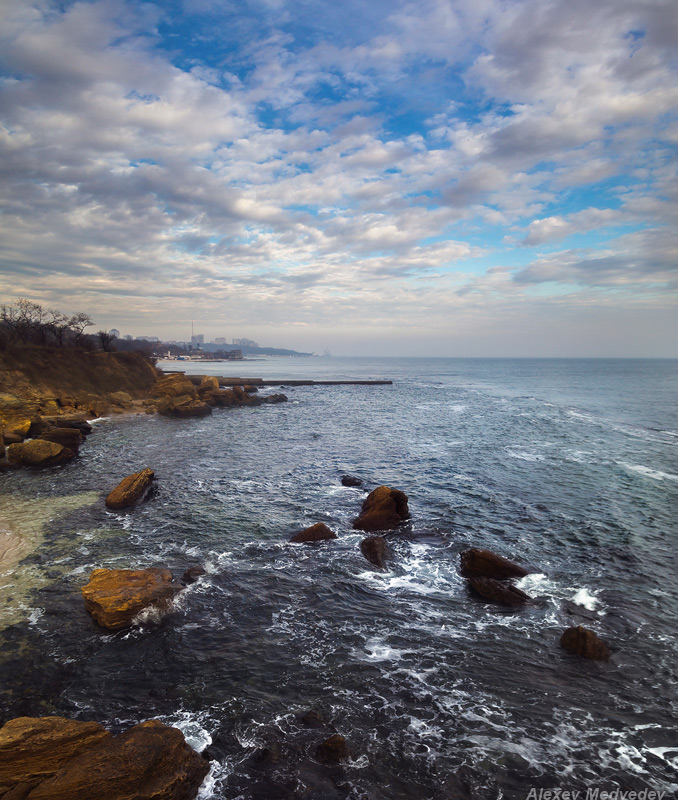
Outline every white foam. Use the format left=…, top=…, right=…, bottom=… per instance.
left=506, top=450, right=545, bottom=462
left=571, top=587, right=600, bottom=611
left=620, top=463, right=678, bottom=482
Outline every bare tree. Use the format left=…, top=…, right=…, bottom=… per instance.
left=97, top=329, right=117, bottom=352
left=68, top=312, right=94, bottom=344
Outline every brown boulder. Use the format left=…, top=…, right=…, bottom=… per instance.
left=5, top=419, right=32, bottom=440
left=38, top=427, right=85, bottom=450
left=560, top=625, right=611, bottom=660
left=314, top=734, right=350, bottom=764
left=197, top=376, right=219, bottom=395
left=156, top=396, right=212, bottom=418
left=360, top=536, right=387, bottom=568
left=459, top=548, right=530, bottom=580
left=467, top=576, right=531, bottom=607
left=81, top=567, right=182, bottom=630
left=289, top=523, right=337, bottom=543
left=109, top=391, right=133, bottom=408
left=6, top=440, right=75, bottom=467
left=24, top=720, right=209, bottom=800
left=0, top=716, right=110, bottom=796
left=352, top=485, right=409, bottom=532
left=105, top=468, right=155, bottom=510
left=152, top=375, right=198, bottom=400
left=261, top=393, right=288, bottom=404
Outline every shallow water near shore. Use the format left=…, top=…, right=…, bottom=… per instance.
left=1, top=357, right=677, bottom=798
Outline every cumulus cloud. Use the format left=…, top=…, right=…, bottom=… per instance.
left=0, top=0, right=675, bottom=354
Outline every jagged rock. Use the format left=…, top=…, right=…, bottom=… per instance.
left=4, top=419, right=32, bottom=440
left=352, top=485, right=409, bottom=532
left=0, top=716, right=110, bottom=796
left=314, top=734, right=350, bottom=764
left=23, top=720, right=209, bottom=800
left=261, top=393, right=287, bottom=404
left=6, top=440, right=75, bottom=467
left=38, top=427, right=85, bottom=450
left=289, top=523, right=337, bottom=543
left=41, top=416, right=92, bottom=435
left=109, top=391, right=133, bottom=408
left=467, top=575, right=531, bottom=607
left=197, top=376, right=219, bottom=395
left=560, top=625, right=611, bottom=660
left=459, top=548, right=530, bottom=580
left=81, top=567, right=182, bottom=630
left=360, top=536, right=387, bottom=568
left=244, top=385, right=259, bottom=393
left=156, top=396, right=212, bottom=418
left=341, top=475, right=363, bottom=488
left=105, top=468, right=155, bottom=509
left=181, top=566, right=206, bottom=585
left=152, top=374, right=198, bottom=400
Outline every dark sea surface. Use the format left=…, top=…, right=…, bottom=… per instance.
left=1, top=357, right=677, bottom=799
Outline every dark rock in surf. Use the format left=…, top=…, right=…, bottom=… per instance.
left=352, top=485, right=409, bottom=532
left=262, top=393, right=287, bottom=404
left=314, top=734, right=350, bottom=764
left=467, top=576, right=531, bottom=607
left=360, top=536, right=387, bottom=569
left=560, top=625, right=611, bottom=660
left=81, top=567, right=182, bottom=630
left=459, top=548, right=530, bottom=581
left=298, top=710, right=326, bottom=729
left=341, top=475, right=363, bottom=488
left=182, top=566, right=207, bottom=585
left=289, top=523, right=337, bottom=543
left=24, top=720, right=209, bottom=800
left=6, top=440, right=75, bottom=467
left=105, top=468, right=155, bottom=509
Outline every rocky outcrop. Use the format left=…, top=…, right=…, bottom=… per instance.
left=109, top=391, right=133, bottom=408
left=0, top=716, right=110, bottom=796
left=560, top=625, right=611, bottom=660
left=360, top=536, right=387, bottom=568
left=38, top=427, right=85, bottom=451
left=81, top=567, right=181, bottom=629
left=341, top=475, right=363, bottom=488
left=210, top=387, right=287, bottom=408
left=41, top=415, right=92, bottom=436
left=459, top=548, right=530, bottom=581
left=0, top=718, right=209, bottom=800
left=6, top=439, right=75, bottom=467
left=105, top=468, right=155, bottom=510
left=314, top=734, right=350, bottom=764
left=352, top=485, right=409, bottom=532
left=152, top=376, right=212, bottom=418
left=289, top=523, right=337, bottom=543
left=467, top=576, right=532, bottom=607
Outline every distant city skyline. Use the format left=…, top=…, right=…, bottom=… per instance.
left=1, top=0, right=676, bottom=357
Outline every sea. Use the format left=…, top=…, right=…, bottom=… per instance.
left=1, top=357, right=676, bottom=800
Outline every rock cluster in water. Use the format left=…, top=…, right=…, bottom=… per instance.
left=0, top=716, right=209, bottom=800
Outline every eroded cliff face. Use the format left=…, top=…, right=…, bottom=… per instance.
left=0, top=348, right=160, bottom=423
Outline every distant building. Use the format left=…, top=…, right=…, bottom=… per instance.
left=109, top=328, right=120, bottom=338
left=232, top=337, right=258, bottom=348
left=138, top=336, right=159, bottom=342
left=191, top=334, right=204, bottom=348
left=214, top=337, right=227, bottom=344
left=123, top=334, right=133, bottom=341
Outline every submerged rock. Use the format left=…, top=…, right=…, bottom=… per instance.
left=459, top=548, right=530, bottom=581
left=560, top=625, right=611, bottom=660
left=360, top=536, right=387, bottom=568
left=17, top=720, right=209, bottom=800
left=6, top=439, right=75, bottom=467
left=182, top=566, right=207, bottom=585
left=0, top=716, right=110, bottom=796
left=352, top=485, right=409, bottom=532
left=261, top=393, right=288, bottom=404
left=81, top=567, right=182, bottom=630
left=105, top=468, right=155, bottom=509
left=341, top=475, right=363, bottom=488
left=467, top=575, right=532, bottom=607
left=289, top=523, right=337, bottom=543
left=314, top=734, right=350, bottom=764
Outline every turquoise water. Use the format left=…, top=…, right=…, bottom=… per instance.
left=1, top=358, right=676, bottom=798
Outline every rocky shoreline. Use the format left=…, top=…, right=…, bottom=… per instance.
left=0, top=351, right=614, bottom=798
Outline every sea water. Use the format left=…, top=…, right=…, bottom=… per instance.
left=0, top=358, right=676, bottom=799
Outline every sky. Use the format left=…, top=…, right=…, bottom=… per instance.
left=0, top=0, right=676, bottom=356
